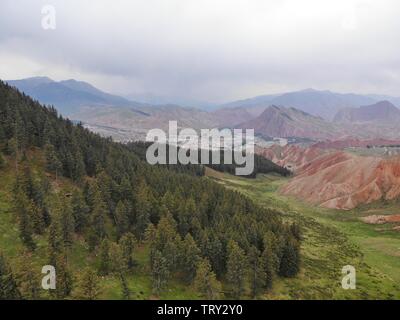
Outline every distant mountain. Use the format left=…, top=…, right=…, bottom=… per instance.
left=236, top=105, right=344, bottom=140
left=6, top=77, right=145, bottom=115
left=125, top=92, right=216, bottom=110
left=221, top=89, right=379, bottom=120
left=333, top=101, right=400, bottom=124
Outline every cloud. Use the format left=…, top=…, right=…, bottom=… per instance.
left=1, top=0, right=400, bottom=102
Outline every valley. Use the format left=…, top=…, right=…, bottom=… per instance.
left=211, top=171, right=400, bottom=299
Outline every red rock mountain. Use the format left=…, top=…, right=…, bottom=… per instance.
left=260, top=144, right=400, bottom=210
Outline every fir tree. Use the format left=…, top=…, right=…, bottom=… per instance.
left=79, top=268, right=101, bottom=300
left=194, top=258, right=221, bottom=300
left=279, top=238, right=301, bottom=278
left=226, top=240, right=248, bottom=299
left=151, top=250, right=169, bottom=295
left=98, top=239, right=111, bottom=276
left=55, top=254, right=73, bottom=299
left=0, top=253, right=21, bottom=299
left=248, top=246, right=266, bottom=298
left=119, top=232, right=136, bottom=270
left=180, top=233, right=201, bottom=283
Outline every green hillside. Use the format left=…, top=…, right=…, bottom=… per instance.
left=0, top=81, right=300, bottom=300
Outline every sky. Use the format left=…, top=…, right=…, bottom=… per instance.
left=1, top=0, right=400, bottom=104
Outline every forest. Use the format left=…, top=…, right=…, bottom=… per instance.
left=0, top=80, right=300, bottom=299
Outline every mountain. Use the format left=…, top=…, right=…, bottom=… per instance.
left=333, top=101, right=400, bottom=124
left=221, top=89, right=378, bottom=120
left=279, top=149, right=400, bottom=210
left=71, top=104, right=220, bottom=142
left=236, top=105, right=344, bottom=140
left=6, top=77, right=145, bottom=115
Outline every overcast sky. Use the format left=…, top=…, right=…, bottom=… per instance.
left=1, top=0, right=400, bottom=103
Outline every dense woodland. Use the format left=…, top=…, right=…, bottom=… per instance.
left=0, top=80, right=300, bottom=300
left=129, top=141, right=291, bottom=178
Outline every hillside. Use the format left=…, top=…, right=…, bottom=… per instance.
left=0, top=80, right=300, bottom=300
left=6, top=77, right=145, bottom=116
left=262, top=144, right=400, bottom=210
left=333, top=101, right=400, bottom=124
left=236, top=105, right=344, bottom=140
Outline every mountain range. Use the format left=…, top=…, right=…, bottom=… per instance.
left=6, top=77, right=145, bottom=115
left=7, top=77, right=400, bottom=142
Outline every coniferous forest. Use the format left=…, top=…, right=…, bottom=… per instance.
left=0, top=80, right=300, bottom=299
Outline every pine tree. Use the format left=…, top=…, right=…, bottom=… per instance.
left=119, top=232, right=136, bottom=270
left=115, top=200, right=130, bottom=238
left=194, top=258, right=221, bottom=300
left=44, top=143, right=62, bottom=180
left=71, top=190, right=89, bottom=233
left=79, top=268, right=101, bottom=300
left=248, top=246, right=266, bottom=298
left=47, top=220, right=61, bottom=266
left=135, top=180, right=152, bottom=241
left=55, top=254, right=73, bottom=299
left=279, top=238, right=301, bottom=278
left=98, top=239, right=111, bottom=276
left=0, top=253, right=21, bottom=299
left=226, top=240, right=248, bottom=299
left=151, top=250, right=169, bottom=295
left=261, top=247, right=274, bottom=290
left=16, top=251, right=40, bottom=299
left=59, top=199, right=75, bottom=249
left=180, top=233, right=201, bottom=283
left=14, top=189, right=36, bottom=251
left=88, top=190, right=107, bottom=250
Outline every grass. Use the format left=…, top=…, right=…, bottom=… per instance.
left=2, top=151, right=400, bottom=299
left=209, top=171, right=400, bottom=299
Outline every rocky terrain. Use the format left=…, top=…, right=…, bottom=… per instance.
left=260, top=144, right=400, bottom=210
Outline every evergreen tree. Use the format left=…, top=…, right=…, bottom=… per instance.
left=55, top=254, right=73, bottom=299
left=135, top=180, right=152, bottom=241
left=119, top=232, right=136, bottom=270
left=194, top=258, right=221, bottom=300
left=0, top=253, right=21, bottom=299
left=59, top=200, right=75, bottom=248
left=14, top=189, right=36, bottom=251
left=151, top=250, right=169, bottom=295
left=79, top=268, right=101, bottom=300
left=98, top=239, right=111, bottom=276
left=180, top=233, right=201, bottom=283
left=261, top=247, right=274, bottom=290
left=45, top=143, right=62, bottom=180
left=16, top=251, right=40, bottom=299
left=248, top=246, right=266, bottom=298
left=115, top=200, right=130, bottom=238
left=71, top=190, right=89, bottom=233
left=47, top=220, right=61, bottom=266
left=226, top=240, right=248, bottom=299
left=279, top=238, right=301, bottom=278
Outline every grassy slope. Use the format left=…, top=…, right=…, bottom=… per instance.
left=211, top=171, right=400, bottom=299
left=2, top=150, right=400, bottom=299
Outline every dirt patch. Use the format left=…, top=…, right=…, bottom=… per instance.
left=361, top=214, right=400, bottom=224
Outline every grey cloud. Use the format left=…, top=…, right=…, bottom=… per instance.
left=1, top=0, right=400, bottom=103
